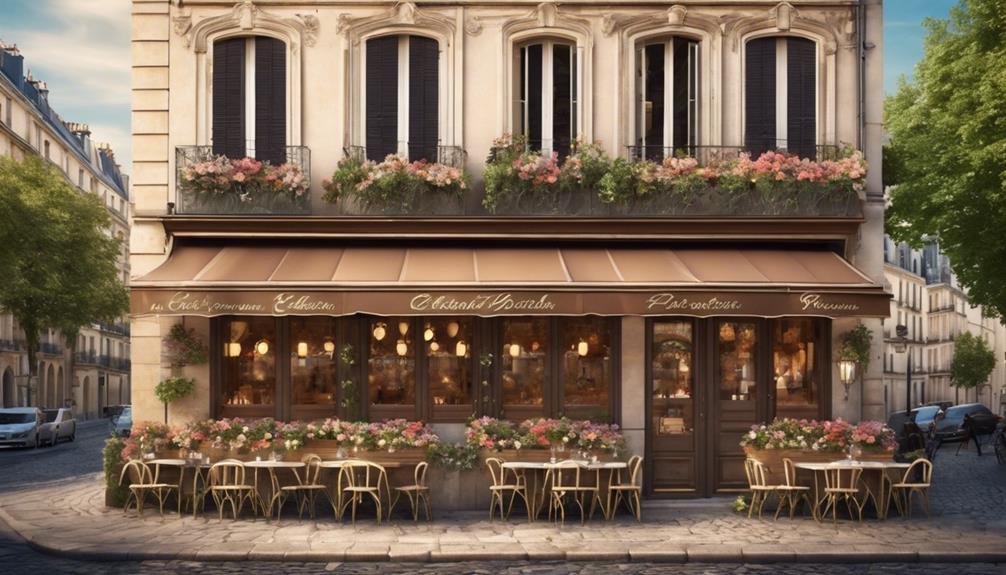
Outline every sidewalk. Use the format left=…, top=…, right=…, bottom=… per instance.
left=1, top=449, right=1004, bottom=564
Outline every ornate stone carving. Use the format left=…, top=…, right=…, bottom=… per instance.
left=296, top=14, right=319, bottom=47
left=180, top=1, right=318, bottom=53
left=337, top=1, right=456, bottom=44
left=601, top=14, right=618, bottom=37
left=465, top=16, right=484, bottom=37
left=172, top=13, right=192, bottom=46
left=667, top=5, right=688, bottom=27
left=772, top=2, right=797, bottom=31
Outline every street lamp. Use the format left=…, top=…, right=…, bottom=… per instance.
left=894, top=324, right=910, bottom=411
left=837, top=359, right=858, bottom=400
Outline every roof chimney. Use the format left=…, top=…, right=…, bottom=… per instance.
left=67, top=122, right=92, bottom=136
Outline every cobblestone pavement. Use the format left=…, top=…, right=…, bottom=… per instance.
left=0, top=443, right=1004, bottom=572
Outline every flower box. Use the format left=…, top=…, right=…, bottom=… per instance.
left=742, top=446, right=893, bottom=484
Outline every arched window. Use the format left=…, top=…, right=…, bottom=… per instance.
left=634, top=37, right=698, bottom=161
left=212, top=36, right=286, bottom=164
left=515, top=39, right=577, bottom=159
left=365, top=35, right=439, bottom=162
left=744, top=36, right=817, bottom=159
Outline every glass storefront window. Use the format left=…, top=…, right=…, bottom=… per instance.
left=773, top=318, right=819, bottom=419
left=560, top=317, right=611, bottom=418
left=221, top=317, right=276, bottom=417
left=718, top=321, right=758, bottom=401
left=426, top=318, right=473, bottom=420
left=502, top=318, right=548, bottom=417
left=368, top=318, right=415, bottom=416
left=289, top=317, right=338, bottom=420
left=651, top=321, right=694, bottom=435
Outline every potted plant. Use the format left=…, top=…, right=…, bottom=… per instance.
left=154, top=376, right=195, bottom=426
left=322, top=154, right=467, bottom=215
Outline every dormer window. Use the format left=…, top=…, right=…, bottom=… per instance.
left=515, top=39, right=578, bottom=159
left=634, top=37, right=699, bottom=160
left=744, top=36, right=817, bottom=159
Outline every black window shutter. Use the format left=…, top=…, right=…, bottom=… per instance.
left=255, top=36, right=287, bottom=165
left=212, top=37, right=245, bottom=158
left=787, top=37, right=817, bottom=160
left=408, top=36, right=439, bottom=162
left=671, top=38, right=694, bottom=154
left=525, top=44, right=543, bottom=152
left=551, top=44, right=573, bottom=160
left=744, top=37, right=776, bottom=157
left=366, top=36, right=399, bottom=162
left=643, top=43, right=665, bottom=160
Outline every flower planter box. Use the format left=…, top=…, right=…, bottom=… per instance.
left=743, top=446, right=894, bottom=484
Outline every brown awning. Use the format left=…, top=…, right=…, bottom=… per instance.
left=131, top=244, right=890, bottom=318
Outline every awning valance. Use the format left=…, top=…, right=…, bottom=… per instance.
left=131, top=244, right=890, bottom=318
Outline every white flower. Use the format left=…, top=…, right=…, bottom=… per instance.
left=378, top=439, right=387, bottom=447
left=562, top=436, right=569, bottom=443
left=514, top=441, right=522, bottom=450
left=284, top=440, right=292, bottom=450
left=264, top=432, right=273, bottom=440
left=747, top=431, right=757, bottom=439
left=242, top=426, right=250, bottom=433
left=237, top=434, right=247, bottom=442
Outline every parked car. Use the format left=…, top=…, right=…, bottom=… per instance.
left=111, top=405, right=132, bottom=437
left=40, top=408, right=76, bottom=446
left=933, top=403, right=995, bottom=442
left=911, top=405, right=942, bottom=430
left=0, top=408, right=44, bottom=449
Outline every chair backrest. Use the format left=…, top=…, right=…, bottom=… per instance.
left=413, top=461, right=429, bottom=488
left=338, top=459, right=385, bottom=490
left=549, top=460, right=583, bottom=490
left=824, top=466, right=862, bottom=490
left=485, top=457, right=505, bottom=487
left=782, top=458, right=799, bottom=487
left=119, top=459, right=153, bottom=487
left=209, top=459, right=246, bottom=487
left=903, top=458, right=933, bottom=485
left=744, top=458, right=767, bottom=488
left=624, top=455, right=643, bottom=487
left=301, top=454, right=323, bottom=486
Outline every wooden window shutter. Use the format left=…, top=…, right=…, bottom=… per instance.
left=744, top=37, right=776, bottom=158
left=408, top=36, right=439, bottom=162
left=787, top=37, right=817, bottom=160
left=551, top=43, right=573, bottom=160
left=255, top=36, right=287, bottom=165
left=525, top=44, right=543, bottom=152
left=212, top=37, right=246, bottom=158
left=366, top=36, right=399, bottom=162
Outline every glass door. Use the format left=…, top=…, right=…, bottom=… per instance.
left=647, top=319, right=700, bottom=494
left=711, top=319, right=762, bottom=492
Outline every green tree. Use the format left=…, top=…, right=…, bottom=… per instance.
left=0, top=156, right=128, bottom=404
left=951, top=332, right=996, bottom=393
left=885, top=0, right=1006, bottom=317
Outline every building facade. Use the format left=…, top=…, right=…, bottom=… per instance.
left=882, top=235, right=1006, bottom=415
left=0, top=41, right=132, bottom=418
left=130, top=0, right=887, bottom=497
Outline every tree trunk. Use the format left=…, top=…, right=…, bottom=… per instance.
left=23, top=323, right=39, bottom=407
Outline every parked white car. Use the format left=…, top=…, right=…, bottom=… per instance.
left=110, top=405, right=132, bottom=437
left=40, top=408, right=76, bottom=446
left=0, top=408, right=44, bottom=449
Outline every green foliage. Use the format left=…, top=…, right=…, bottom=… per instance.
left=839, top=322, right=874, bottom=370
left=951, top=331, right=996, bottom=390
left=321, top=156, right=369, bottom=203
left=731, top=495, right=750, bottom=513
left=426, top=442, right=480, bottom=472
left=323, top=156, right=466, bottom=213
left=0, top=156, right=128, bottom=380
left=103, top=436, right=129, bottom=507
left=339, top=344, right=359, bottom=418
left=164, top=323, right=208, bottom=367
left=885, top=0, right=1006, bottom=317
left=154, top=376, right=197, bottom=405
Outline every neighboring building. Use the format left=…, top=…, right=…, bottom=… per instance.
left=882, top=235, right=1006, bottom=415
left=130, top=0, right=887, bottom=497
left=0, top=40, right=132, bottom=417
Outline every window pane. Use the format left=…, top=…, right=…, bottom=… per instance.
left=289, top=317, right=338, bottom=419
left=221, top=317, right=276, bottom=415
left=365, top=36, right=400, bottom=161
left=643, top=43, right=664, bottom=158
left=773, top=319, right=819, bottom=419
left=502, top=318, right=547, bottom=415
left=718, top=321, right=757, bottom=401
left=368, top=318, right=415, bottom=408
left=552, top=43, right=573, bottom=159
left=426, top=318, right=473, bottom=420
left=524, top=44, right=543, bottom=151
left=652, top=321, right=694, bottom=436
left=560, top=317, right=611, bottom=418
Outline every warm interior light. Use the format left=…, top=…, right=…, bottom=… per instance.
left=255, top=339, right=270, bottom=355
left=509, top=343, right=521, bottom=358
left=577, top=340, right=589, bottom=357
left=297, top=341, right=309, bottom=358
left=429, top=341, right=440, bottom=352
left=838, top=359, right=857, bottom=386
left=396, top=339, right=408, bottom=357
left=398, top=320, right=410, bottom=336
left=447, top=321, right=460, bottom=338
left=424, top=326, right=434, bottom=341
left=226, top=342, right=242, bottom=357
left=323, top=339, right=335, bottom=353
left=679, top=361, right=690, bottom=373
left=531, top=341, right=541, bottom=352
left=456, top=340, right=468, bottom=357
left=373, top=323, right=387, bottom=341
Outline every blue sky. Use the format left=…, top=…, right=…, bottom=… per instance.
left=0, top=0, right=956, bottom=177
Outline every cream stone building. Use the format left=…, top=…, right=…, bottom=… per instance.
left=0, top=41, right=132, bottom=418
left=130, top=0, right=887, bottom=496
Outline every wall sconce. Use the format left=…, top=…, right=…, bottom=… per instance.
left=509, top=343, right=521, bottom=358
left=456, top=340, right=468, bottom=357
left=398, top=320, right=410, bottom=336
left=297, top=341, right=309, bottom=358
left=396, top=339, right=408, bottom=357
left=225, top=342, right=242, bottom=357
left=447, top=321, right=460, bottom=338
left=424, top=325, right=434, bottom=341
left=255, top=339, right=270, bottom=356
left=429, top=340, right=440, bottom=352
left=323, top=339, right=335, bottom=353
left=373, top=322, right=387, bottom=341
left=838, top=359, right=858, bottom=400
left=577, top=340, right=589, bottom=357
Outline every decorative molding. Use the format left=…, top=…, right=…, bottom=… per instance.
left=172, top=13, right=192, bottom=44
left=465, top=16, right=484, bottom=37
left=608, top=6, right=720, bottom=41
left=601, top=14, right=618, bottom=37
left=725, top=10, right=840, bottom=54
left=295, top=14, right=320, bottom=47
left=772, top=2, right=797, bottom=31
left=500, top=2, right=592, bottom=44
left=337, top=1, right=456, bottom=45
left=177, top=0, right=317, bottom=53
left=667, top=5, right=688, bottom=27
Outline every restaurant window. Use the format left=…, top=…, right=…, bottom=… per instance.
left=501, top=318, right=548, bottom=419
left=718, top=321, right=758, bottom=401
left=651, top=320, right=694, bottom=437
left=559, top=317, right=612, bottom=419
left=744, top=36, right=817, bottom=159
left=212, top=36, right=287, bottom=164
left=634, top=37, right=699, bottom=161
left=425, top=317, right=473, bottom=422
left=368, top=317, right=415, bottom=419
left=220, top=317, right=277, bottom=417
left=289, top=317, right=338, bottom=421
left=365, top=35, right=439, bottom=162
left=772, top=318, right=821, bottom=420
left=516, top=39, right=577, bottom=158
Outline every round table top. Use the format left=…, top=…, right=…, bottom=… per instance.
left=794, top=460, right=910, bottom=470
left=503, top=460, right=627, bottom=470
left=147, top=458, right=188, bottom=466
left=243, top=460, right=306, bottom=468
left=317, top=460, right=403, bottom=469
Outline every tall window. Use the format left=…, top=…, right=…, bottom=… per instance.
left=212, top=36, right=286, bottom=164
left=501, top=318, right=548, bottom=419
left=560, top=317, right=612, bottom=419
left=718, top=321, right=758, bottom=401
left=745, top=36, right=816, bottom=159
left=635, top=38, right=698, bottom=160
left=289, top=317, right=338, bottom=421
left=651, top=320, right=694, bottom=437
left=365, top=35, right=439, bottom=162
left=425, top=318, right=473, bottom=421
left=516, top=40, right=577, bottom=158
left=772, top=319, right=821, bottom=420
left=368, top=317, right=416, bottom=419
left=220, top=317, right=277, bottom=418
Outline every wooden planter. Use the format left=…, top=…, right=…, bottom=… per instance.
left=743, top=446, right=894, bottom=484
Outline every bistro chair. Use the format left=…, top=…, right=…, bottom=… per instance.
left=608, top=455, right=643, bottom=521
left=890, top=458, right=933, bottom=519
left=338, top=460, right=388, bottom=525
left=118, top=460, right=176, bottom=516
left=743, top=458, right=776, bottom=519
left=485, top=457, right=529, bottom=521
left=207, top=459, right=256, bottom=520
left=390, top=460, right=432, bottom=522
left=819, top=466, right=863, bottom=525
left=773, top=458, right=814, bottom=520
left=273, top=454, right=325, bottom=520
left=547, top=460, right=598, bottom=526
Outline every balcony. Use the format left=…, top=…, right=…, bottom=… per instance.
left=98, top=322, right=131, bottom=337
left=38, top=342, right=62, bottom=355
left=0, top=339, right=25, bottom=352
left=75, top=351, right=98, bottom=365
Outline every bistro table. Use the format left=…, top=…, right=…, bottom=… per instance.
left=794, top=460, right=910, bottom=520
left=147, top=458, right=202, bottom=515
left=244, top=460, right=306, bottom=518
left=502, top=460, right=627, bottom=521
left=318, top=460, right=401, bottom=519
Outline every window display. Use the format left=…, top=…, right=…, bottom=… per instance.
left=718, top=321, right=758, bottom=401
left=368, top=317, right=416, bottom=415
left=289, top=317, right=338, bottom=420
left=651, top=321, right=694, bottom=435
left=426, top=317, right=473, bottom=420
left=220, top=317, right=276, bottom=416
left=501, top=318, right=548, bottom=416
left=560, top=317, right=611, bottom=417
left=773, top=318, right=820, bottom=418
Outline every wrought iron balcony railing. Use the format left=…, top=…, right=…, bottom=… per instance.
left=38, top=342, right=62, bottom=355
left=0, top=339, right=25, bottom=352
left=75, top=351, right=98, bottom=365
left=342, top=144, right=467, bottom=168
left=625, top=144, right=843, bottom=164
